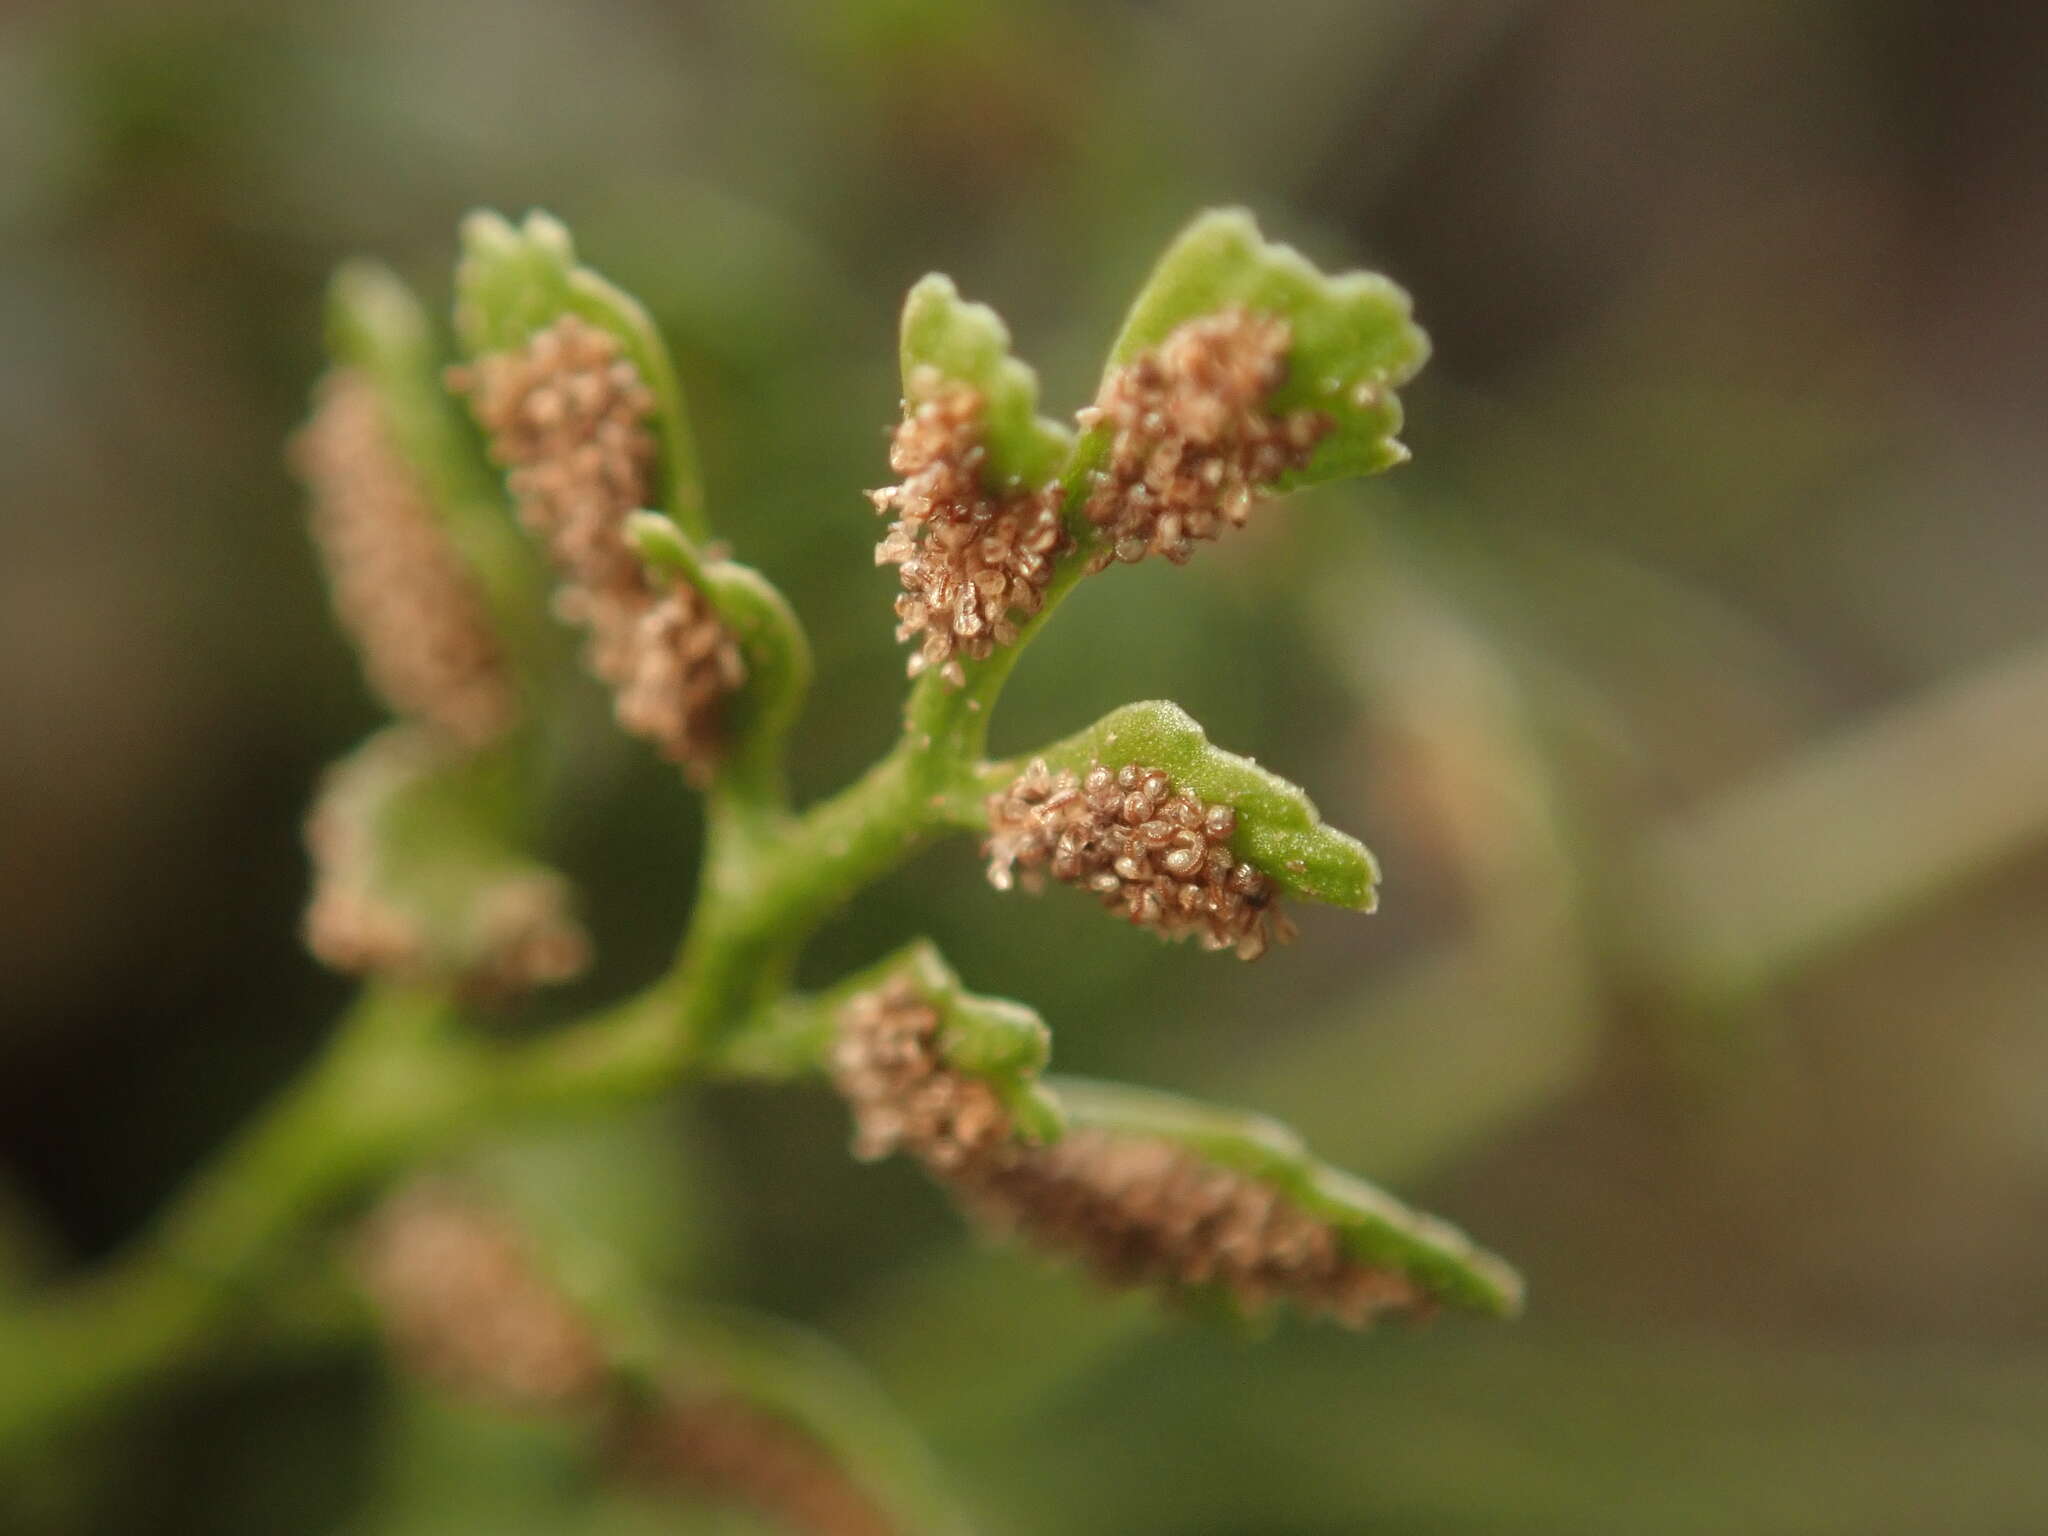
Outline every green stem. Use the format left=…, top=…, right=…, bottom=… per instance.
left=687, top=736, right=950, bottom=1056
left=0, top=985, right=466, bottom=1453
left=0, top=429, right=1109, bottom=1458
left=905, top=437, right=1111, bottom=755
left=0, top=715, right=981, bottom=1458
left=711, top=940, right=945, bottom=1080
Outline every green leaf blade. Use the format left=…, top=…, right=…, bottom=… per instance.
left=1106, top=207, right=1430, bottom=489
left=454, top=210, right=706, bottom=538
left=1049, top=1076, right=1524, bottom=1318
left=322, top=261, right=546, bottom=659
left=1025, top=699, right=1380, bottom=911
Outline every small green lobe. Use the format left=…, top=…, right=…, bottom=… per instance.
left=898, top=273, right=1074, bottom=489
left=897, top=943, right=1064, bottom=1144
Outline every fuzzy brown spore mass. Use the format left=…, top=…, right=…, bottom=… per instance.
left=614, top=1393, right=900, bottom=1536
left=984, top=758, right=1294, bottom=960
left=832, top=982, right=1420, bottom=1327
left=832, top=977, right=1012, bottom=1171
left=1079, top=308, right=1329, bottom=568
left=362, top=1186, right=895, bottom=1532
left=292, top=370, right=517, bottom=748
left=355, top=1180, right=606, bottom=1410
left=301, top=734, right=590, bottom=995
left=869, top=374, right=1065, bottom=687
left=452, top=315, right=741, bottom=779
left=300, top=795, right=416, bottom=979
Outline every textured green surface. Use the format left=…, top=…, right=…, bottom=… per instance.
left=897, top=942, right=1065, bottom=1144
left=784, top=944, right=1516, bottom=1315
left=895, top=208, right=1431, bottom=758
left=898, top=274, right=1074, bottom=490
left=1104, top=207, right=1428, bottom=487
left=1022, top=699, right=1379, bottom=910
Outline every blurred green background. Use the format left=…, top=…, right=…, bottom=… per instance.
left=4, top=1, right=2048, bottom=1531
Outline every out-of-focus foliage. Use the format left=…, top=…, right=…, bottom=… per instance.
left=4, top=2, right=2048, bottom=1532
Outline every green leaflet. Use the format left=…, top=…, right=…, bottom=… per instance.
left=897, top=274, right=1074, bottom=489
left=896, top=209, right=1427, bottom=501
left=451, top=215, right=814, bottom=795
left=453, top=210, right=707, bottom=540
left=313, top=727, right=582, bottom=990
left=891, top=211, right=1429, bottom=747
left=323, top=262, right=546, bottom=664
left=1103, top=206, right=1430, bottom=487
left=1023, top=699, right=1380, bottom=911
left=804, top=944, right=1517, bottom=1318
left=1046, top=1076, right=1524, bottom=1318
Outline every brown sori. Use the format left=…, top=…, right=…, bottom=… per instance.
left=613, top=1393, right=900, bottom=1536
left=354, top=1180, right=607, bottom=1411
left=984, top=758, right=1295, bottom=960
left=301, top=737, right=590, bottom=996
left=831, top=981, right=1423, bottom=1328
left=361, top=1186, right=896, bottom=1534
left=452, top=315, right=742, bottom=780
left=832, top=977, right=1013, bottom=1172
left=292, top=369, right=518, bottom=748
left=1079, top=307, right=1330, bottom=568
left=870, top=371, right=1066, bottom=687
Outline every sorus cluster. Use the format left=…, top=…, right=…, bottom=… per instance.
left=359, top=1182, right=897, bottom=1532
left=831, top=976, right=1011, bottom=1172
left=355, top=1180, right=606, bottom=1411
left=1078, top=307, right=1330, bottom=568
left=962, top=1126, right=1426, bottom=1329
left=984, top=758, right=1296, bottom=960
left=832, top=982, right=1423, bottom=1328
left=301, top=733, right=589, bottom=996
left=293, top=370, right=518, bottom=749
left=614, top=1393, right=898, bottom=1536
left=869, top=371, right=1065, bottom=687
left=452, top=315, right=742, bottom=781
